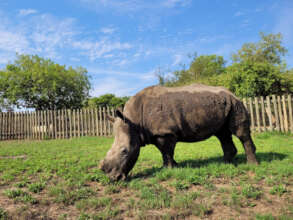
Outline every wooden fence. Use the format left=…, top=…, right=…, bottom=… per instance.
left=0, top=107, right=115, bottom=141
left=0, top=94, right=292, bottom=140
left=243, top=94, right=293, bottom=133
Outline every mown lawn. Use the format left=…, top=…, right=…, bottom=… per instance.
left=0, top=132, right=293, bottom=219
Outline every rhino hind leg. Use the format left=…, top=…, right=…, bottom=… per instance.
left=155, top=135, right=178, bottom=168
left=238, top=132, right=258, bottom=164
left=216, top=129, right=237, bottom=163
left=230, top=123, right=258, bottom=164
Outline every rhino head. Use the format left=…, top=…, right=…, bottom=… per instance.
left=99, top=110, right=142, bottom=181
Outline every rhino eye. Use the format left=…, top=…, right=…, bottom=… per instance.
left=121, top=148, right=128, bottom=155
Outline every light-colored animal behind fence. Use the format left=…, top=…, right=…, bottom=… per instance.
left=0, top=95, right=292, bottom=140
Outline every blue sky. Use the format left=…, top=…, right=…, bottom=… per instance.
left=0, top=0, right=293, bottom=97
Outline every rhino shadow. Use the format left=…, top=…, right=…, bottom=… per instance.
left=178, top=152, right=287, bottom=168
left=130, top=152, right=287, bottom=180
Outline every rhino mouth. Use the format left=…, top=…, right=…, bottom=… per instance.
left=99, top=159, right=127, bottom=181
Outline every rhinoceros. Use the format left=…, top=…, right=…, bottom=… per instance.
left=100, top=84, right=258, bottom=180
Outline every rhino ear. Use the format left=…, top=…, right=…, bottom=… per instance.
left=115, top=109, right=125, bottom=120
left=116, top=109, right=132, bottom=125
left=106, top=115, right=115, bottom=123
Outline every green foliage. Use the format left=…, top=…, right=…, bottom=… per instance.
left=0, top=54, right=90, bottom=110
left=189, top=54, right=226, bottom=79
left=232, top=32, right=287, bottom=65
left=87, top=94, right=129, bottom=108
left=226, top=61, right=288, bottom=97
left=241, top=184, right=262, bottom=199
left=4, top=189, right=38, bottom=204
left=162, top=54, right=226, bottom=86
left=28, top=182, right=46, bottom=193
left=0, top=208, right=8, bottom=219
left=159, top=32, right=293, bottom=97
left=269, top=185, right=288, bottom=196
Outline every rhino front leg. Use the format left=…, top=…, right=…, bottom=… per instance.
left=155, top=135, right=178, bottom=168
left=216, top=129, right=237, bottom=163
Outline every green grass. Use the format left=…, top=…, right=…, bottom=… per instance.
left=0, top=133, right=293, bottom=219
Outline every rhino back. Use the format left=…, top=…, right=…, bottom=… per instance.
left=124, top=84, right=238, bottom=142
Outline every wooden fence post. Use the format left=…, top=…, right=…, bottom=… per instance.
left=99, top=107, right=102, bottom=136
left=282, top=95, right=289, bottom=132
left=255, top=97, right=261, bottom=132
left=249, top=98, right=255, bottom=131
left=272, top=95, right=280, bottom=131
left=288, top=94, right=293, bottom=133
left=277, top=96, right=284, bottom=132
left=95, top=108, right=99, bottom=136
left=260, top=96, right=266, bottom=132
left=91, top=108, right=95, bottom=136
left=266, top=96, right=273, bottom=131
left=81, top=109, right=84, bottom=137
left=107, top=107, right=111, bottom=136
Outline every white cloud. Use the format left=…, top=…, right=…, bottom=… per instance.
left=162, top=0, right=191, bottom=8
left=79, top=0, right=191, bottom=13
left=29, top=15, right=77, bottom=59
left=72, top=39, right=132, bottom=61
left=0, top=29, right=30, bottom=53
left=172, top=54, right=184, bottom=66
left=100, top=27, right=116, bottom=34
left=88, top=67, right=156, bottom=81
left=0, top=11, right=134, bottom=63
left=91, top=77, right=138, bottom=97
left=234, top=11, right=244, bottom=17
left=18, top=9, right=38, bottom=16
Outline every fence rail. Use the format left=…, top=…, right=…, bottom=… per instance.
left=0, top=94, right=292, bottom=141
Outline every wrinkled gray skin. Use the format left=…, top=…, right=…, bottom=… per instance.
left=100, top=84, right=258, bottom=180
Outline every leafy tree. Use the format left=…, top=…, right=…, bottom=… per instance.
left=0, top=54, right=90, bottom=110
left=232, top=32, right=287, bottom=65
left=158, top=32, right=293, bottom=97
left=226, top=61, right=287, bottom=97
left=159, top=54, right=226, bottom=86
left=227, top=32, right=291, bottom=97
left=189, top=54, right=226, bottom=80
left=87, top=94, right=129, bottom=108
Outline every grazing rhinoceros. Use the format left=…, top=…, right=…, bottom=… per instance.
left=100, top=84, right=258, bottom=180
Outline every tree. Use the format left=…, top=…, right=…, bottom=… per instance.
left=158, top=54, right=226, bottom=86
left=159, top=32, right=293, bottom=97
left=226, top=61, right=287, bottom=97
left=0, top=54, right=90, bottom=110
left=227, top=32, right=291, bottom=97
left=87, top=94, right=129, bottom=108
left=189, top=54, right=226, bottom=80
left=232, top=32, right=288, bottom=65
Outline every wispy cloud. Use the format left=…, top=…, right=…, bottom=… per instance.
left=172, top=54, right=184, bottom=66
left=0, top=29, right=30, bottom=53
left=88, top=67, right=156, bottom=81
left=91, top=77, right=134, bottom=96
left=0, top=11, right=134, bottom=63
left=234, top=11, right=244, bottom=17
left=100, top=27, right=116, bottom=34
left=90, top=68, right=157, bottom=97
left=72, top=39, right=132, bottom=61
left=79, top=0, right=191, bottom=13
left=18, top=9, right=38, bottom=16
left=162, top=0, right=191, bottom=8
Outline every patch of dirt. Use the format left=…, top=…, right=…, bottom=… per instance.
left=1, top=177, right=292, bottom=220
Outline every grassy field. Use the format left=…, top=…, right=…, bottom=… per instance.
left=0, top=132, right=293, bottom=220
